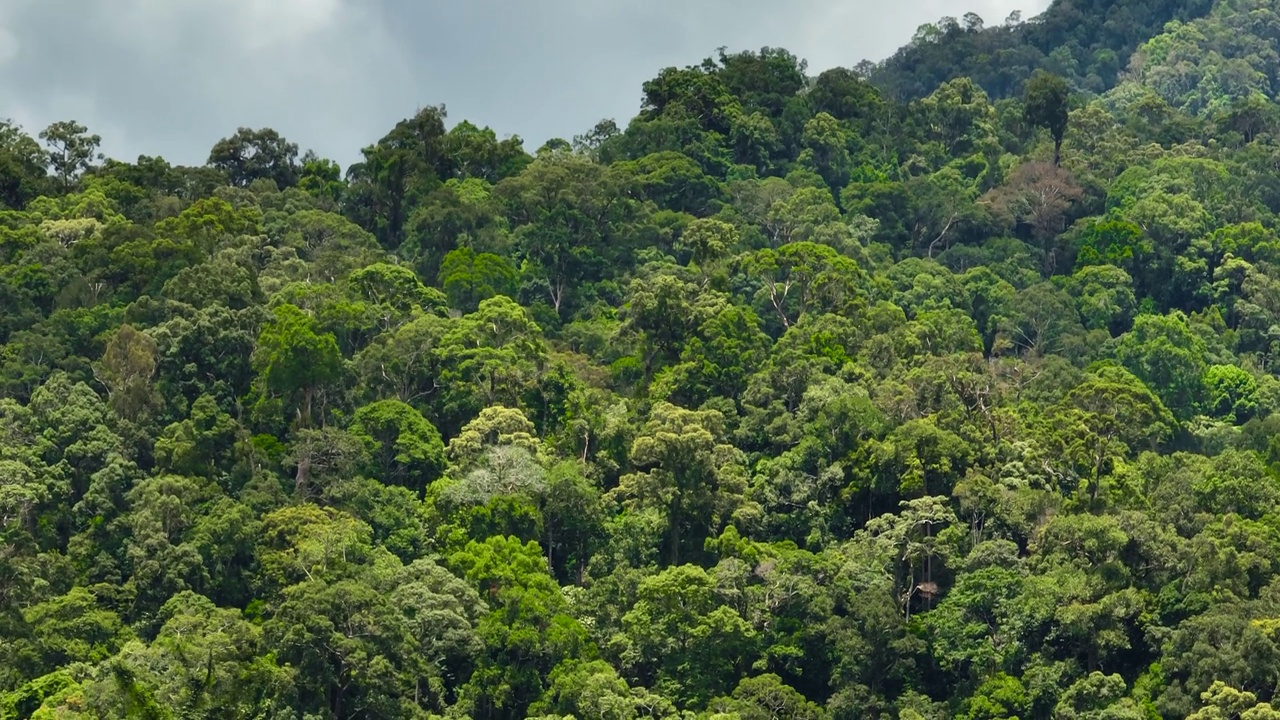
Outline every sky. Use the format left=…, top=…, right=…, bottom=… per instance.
left=0, top=0, right=1050, bottom=169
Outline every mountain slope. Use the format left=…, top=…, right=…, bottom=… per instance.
left=870, top=0, right=1215, bottom=99
left=11, top=0, right=1280, bottom=718
left=1117, top=0, right=1280, bottom=116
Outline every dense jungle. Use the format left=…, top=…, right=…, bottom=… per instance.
left=7, top=0, right=1280, bottom=717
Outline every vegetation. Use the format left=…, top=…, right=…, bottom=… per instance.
left=869, top=0, right=1216, bottom=98
left=7, top=0, right=1280, bottom=717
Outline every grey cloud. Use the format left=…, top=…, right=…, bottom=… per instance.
left=0, top=0, right=1047, bottom=169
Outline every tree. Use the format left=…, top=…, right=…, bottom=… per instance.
left=984, top=162, right=1083, bottom=273
left=639, top=62, right=739, bottom=136
left=448, top=535, right=589, bottom=718
left=529, top=659, right=672, bottom=719
left=350, top=400, right=447, bottom=493
left=863, top=496, right=958, bottom=618
left=443, top=120, right=531, bottom=183
left=110, top=591, right=295, bottom=715
left=251, top=304, right=344, bottom=429
left=616, top=151, right=721, bottom=215
left=496, top=153, right=635, bottom=317
left=93, top=325, right=160, bottom=423
left=207, top=127, right=301, bottom=189
left=0, top=120, right=48, bottom=209
left=656, top=303, right=771, bottom=407
left=676, top=218, right=737, bottom=283
left=153, top=395, right=241, bottom=482
left=905, top=169, right=985, bottom=257
left=611, top=402, right=746, bottom=565
left=540, top=463, right=605, bottom=584
left=712, top=674, right=829, bottom=720
left=438, top=297, right=548, bottom=423
left=1024, top=71, right=1071, bottom=166
left=345, top=106, right=450, bottom=249
left=353, top=312, right=450, bottom=407
left=121, top=474, right=214, bottom=614
left=996, top=282, right=1086, bottom=357
left=1108, top=312, right=1210, bottom=420
left=1204, top=365, right=1260, bottom=423
left=347, top=262, right=448, bottom=319
left=1189, top=681, right=1280, bottom=719
left=1048, top=365, right=1176, bottom=499
left=1054, top=672, right=1144, bottom=719
left=438, top=246, right=519, bottom=312
left=265, top=578, right=416, bottom=717
left=620, top=564, right=757, bottom=706
left=446, top=404, right=542, bottom=471
left=1068, top=264, right=1137, bottom=335
left=39, top=121, right=101, bottom=192
left=808, top=67, right=884, bottom=127
left=799, top=113, right=854, bottom=190
left=925, top=567, right=1024, bottom=684
left=298, top=151, right=345, bottom=204
left=444, top=444, right=547, bottom=512
left=740, top=242, right=868, bottom=330
left=1159, top=602, right=1280, bottom=718
left=18, top=587, right=131, bottom=675
left=920, top=78, right=1000, bottom=162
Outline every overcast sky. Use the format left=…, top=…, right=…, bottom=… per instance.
left=0, top=0, right=1049, bottom=168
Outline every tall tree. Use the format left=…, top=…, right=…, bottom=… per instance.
left=39, top=120, right=101, bottom=192
left=0, top=120, right=47, bottom=209
left=1024, top=71, right=1071, bottom=166
left=207, top=127, right=301, bottom=189
left=251, top=304, right=344, bottom=430
left=345, top=106, right=450, bottom=250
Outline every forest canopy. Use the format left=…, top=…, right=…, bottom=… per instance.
left=7, top=0, right=1280, bottom=717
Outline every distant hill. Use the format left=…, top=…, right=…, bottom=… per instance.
left=869, top=0, right=1215, bottom=100
left=1115, top=0, right=1280, bottom=117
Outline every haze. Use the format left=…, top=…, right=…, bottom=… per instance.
left=0, top=0, right=1049, bottom=167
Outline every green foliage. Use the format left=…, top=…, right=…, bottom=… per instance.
left=8, top=8, right=1280, bottom=718
left=619, top=564, right=757, bottom=706
left=350, top=399, right=447, bottom=493
left=250, top=303, right=344, bottom=430
left=439, top=246, right=519, bottom=311
left=207, top=127, right=300, bottom=189
left=870, top=0, right=1215, bottom=99
left=1024, top=71, right=1071, bottom=164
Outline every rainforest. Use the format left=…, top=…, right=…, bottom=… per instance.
left=6, top=0, right=1280, bottom=717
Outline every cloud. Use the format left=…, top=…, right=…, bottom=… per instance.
left=0, top=10, right=18, bottom=65
left=0, top=0, right=1050, bottom=168
left=0, top=0, right=406, bottom=166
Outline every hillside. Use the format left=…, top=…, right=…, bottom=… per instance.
left=6, top=0, right=1280, bottom=717
left=870, top=0, right=1215, bottom=98
left=1117, top=0, right=1280, bottom=116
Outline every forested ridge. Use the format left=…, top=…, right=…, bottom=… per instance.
left=868, top=0, right=1217, bottom=99
left=7, top=0, right=1280, bottom=717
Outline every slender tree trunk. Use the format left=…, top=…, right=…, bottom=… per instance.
left=303, top=386, right=314, bottom=428
left=668, top=498, right=681, bottom=566
left=295, top=454, right=311, bottom=495
left=546, top=526, right=555, bottom=572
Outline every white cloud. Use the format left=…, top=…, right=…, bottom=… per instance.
left=232, top=0, right=344, bottom=48
left=0, top=0, right=1053, bottom=167
left=0, top=0, right=27, bottom=66
left=0, top=0, right=410, bottom=164
left=0, top=28, right=16, bottom=66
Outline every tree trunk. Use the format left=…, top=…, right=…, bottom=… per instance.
left=668, top=499, right=682, bottom=566
left=295, top=454, right=311, bottom=495
left=303, top=386, right=315, bottom=428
